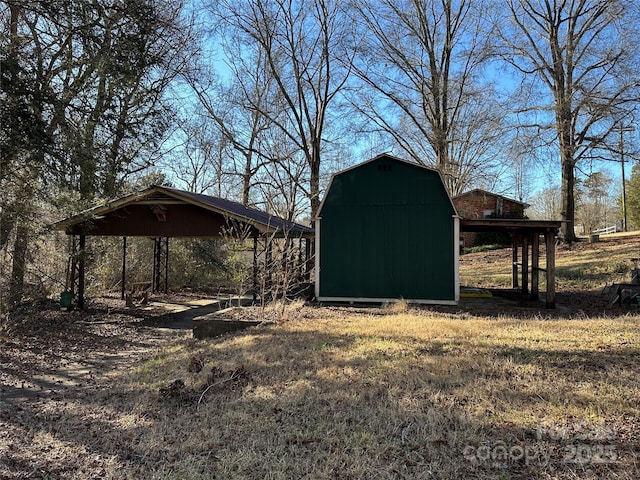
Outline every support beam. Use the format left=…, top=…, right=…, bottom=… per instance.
left=70, top=236, right=78, bottom=299
left=77, top=235, right=86, bottom=309
left=152, top=237, right=169, bottom=294
left=69, top=235, right=86, bottom=309
left=531, top=232, right=540, bottom=300
left=266, top=236, right=273, bottom=297
left=545, top=230, right=556, bottom=308
left=253, top=235, right=258, bottom=303
left=511, top=233, right=519, bottom=289
left=298, top=237, right=304, bottom=284
left=305, top=237, right=312, bottom=282
left=121, top=237, right=127, bottom=300
left=165, top=237, right=169, bottom=294
left=522, top=234, right=529, bottom=295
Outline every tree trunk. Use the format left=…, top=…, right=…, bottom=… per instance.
left=309, top=148, right=321, bottom=223
left=8, top=221, right=29, bottom=307
left=242, top=151, right=252, bottom=206
left=560, top=158, right=577, bottom=242
left=0, top=206, right=16, bottom=252
left=557, top=101, right=577, bottom=243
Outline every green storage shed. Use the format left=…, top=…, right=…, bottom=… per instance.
left=315, top=154, right=459, bottom=304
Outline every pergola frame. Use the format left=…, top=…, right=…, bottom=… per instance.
left=460, top=219, right=562, bottom=308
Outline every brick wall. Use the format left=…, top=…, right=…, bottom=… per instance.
left=453, top=191, right=526, bottom=248
left=454, top=192, right=497, bottom=219
left=453, top=191, right=525, bottom=220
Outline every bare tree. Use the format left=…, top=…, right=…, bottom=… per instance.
left=166, top=114, right=234, bottom=195
left=577, top=170, right=615, bottom=233
left=349, top=0, right=503, bottom=195
left=206, top=0, right=354, bottom=220
left=495, top=0, right=640, bottom=242
left=185, top=44, right=280, bottom=206
left=527, top=185, right=562, bottom=220
left=257, top=136, right=309, bottom=222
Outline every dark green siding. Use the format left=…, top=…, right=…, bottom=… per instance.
left=319, top=156, right=457, bottom=301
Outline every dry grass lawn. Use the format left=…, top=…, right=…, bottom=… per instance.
left=128, top=312, right=639, bottom=480
left=460, top=232, right=640, bottom=290
left=1, top=233, right=640, bottom=479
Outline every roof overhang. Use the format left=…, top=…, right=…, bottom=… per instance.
left=50, top=186, right=314, bottom=239
left=460, top=218, right=562, bottom=233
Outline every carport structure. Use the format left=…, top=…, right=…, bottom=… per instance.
left=460, top=218, right=562, bottom=308
left=51, top=185, right=314, bottom=308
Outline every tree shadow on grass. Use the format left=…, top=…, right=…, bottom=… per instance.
left=157, top=325, right=639, bottom=479
left=1, top=299, right=639, bottom=479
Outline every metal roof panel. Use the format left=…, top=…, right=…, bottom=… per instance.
left=50, top=186, right=314, bottom=237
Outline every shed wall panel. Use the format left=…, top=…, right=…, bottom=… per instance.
left=319, top=156, right=456, bottom=302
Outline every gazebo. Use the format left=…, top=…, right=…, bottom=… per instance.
left=50, top=185, right=314, bottom=308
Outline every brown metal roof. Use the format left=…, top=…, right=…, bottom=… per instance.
left=460, top=218, right=562, bottom=233
left=50, top=185, right=314, bottom=238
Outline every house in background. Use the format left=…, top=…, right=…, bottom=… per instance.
left=315, top=154, right=459, bottom=305
left=453, top=189, right=529, bottom=248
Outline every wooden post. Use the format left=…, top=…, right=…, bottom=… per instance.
left=152, top=238, right=158, bottom=294
left=511, top=233, right=519, bottom=289
left=545, top=229, right=556, bottom=308
left=305, top=237, right=312, bottom=281
left=77, top=235, right=86, bottom=309
left=70, top=236, right=77, bottom=299
left=121, top=237, right=127, bottom=300
left=531, top=232, right=539, bottom=300
left=252, top=235, right=258, bottom=303
left=152, top=237, right=169, bottom=294
left=297, top=237, right=304, bottom=284
left=164, top=237, right=169, bottom=294
left=266, top=236, right=273, bottom=297
left=522, top=234, right=529, bottom=295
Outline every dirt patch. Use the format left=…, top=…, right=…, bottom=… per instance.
left=1, top=290, right=602, bottom=404
left=0, top=297, right=205, bottom=479
left=0, top=298, right=189, bottom=405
